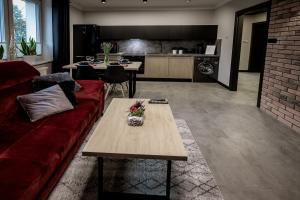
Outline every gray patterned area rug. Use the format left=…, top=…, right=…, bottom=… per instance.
left=49, top=119, right=224, bottom=200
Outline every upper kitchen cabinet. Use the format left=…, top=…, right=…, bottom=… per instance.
left=100, top=26, right=168, bottom=40
left=101, top=26, right=144, bottom=40
left=100, top=25, right=218, bottom=41
left=143, top=26, right=170, bottom=40
left=168, top=25, right=218, bottom=40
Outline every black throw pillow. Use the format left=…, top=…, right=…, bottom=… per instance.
left=32, top=80, right=77, bottom=105
left=34, top=72, right=82, bottom=92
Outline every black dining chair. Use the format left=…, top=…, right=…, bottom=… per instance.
left=102, top=65, right=129, bottom=99
left=75, top=64, right=99, bottom=80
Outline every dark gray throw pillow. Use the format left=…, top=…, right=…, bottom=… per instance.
left=17, top=85, right=74, bottom=122
left=32, top=80, right=76, bottom=105
left=34, top=72, right=82, bottom=92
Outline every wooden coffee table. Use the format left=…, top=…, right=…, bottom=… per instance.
left=82, top=98, right=188, bottom=200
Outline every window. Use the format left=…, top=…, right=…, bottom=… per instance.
left=0, top=0, right=7, bottom=59
left=12, top=0, right=41, bottom=57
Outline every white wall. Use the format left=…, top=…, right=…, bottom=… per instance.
left=70, top=6, right=84, bottom=63
left=83, top=10, right=215, bottom=25
left=214, top=0, right=267, bottom=86
left=239, top=12, right=267, bottom=70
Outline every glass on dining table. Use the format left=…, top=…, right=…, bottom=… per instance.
left=86, top=56, right=95, bottom=63
left=119, top=57, right=130, bottom=64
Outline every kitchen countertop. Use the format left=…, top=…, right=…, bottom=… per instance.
left=97, top=52, right=220, bottom=58
left=145, top=53, right=220, bottom=58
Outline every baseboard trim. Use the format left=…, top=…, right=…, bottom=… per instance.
left=217, top=81, right=231, bottom=90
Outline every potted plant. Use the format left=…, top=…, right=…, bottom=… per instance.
left=101, top=42, right=113, bottom=65
left=17, top=37, right=37, bottom=62
left=128, top=101, right=145, bottom=126
left=0, top=45, right=4, bottom=61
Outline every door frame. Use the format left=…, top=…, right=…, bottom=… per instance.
left=228, top=1, right=271, bottom=108
left=248, top=21, right=268, bottom=73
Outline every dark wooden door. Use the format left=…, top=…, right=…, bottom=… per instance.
left=248, top=21, right=268, bottom=72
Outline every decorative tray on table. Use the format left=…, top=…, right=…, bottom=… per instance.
left=149, top=98, right=169, bottom=104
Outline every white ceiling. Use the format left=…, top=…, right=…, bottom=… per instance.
left=71, top=0, right=232, bottom=11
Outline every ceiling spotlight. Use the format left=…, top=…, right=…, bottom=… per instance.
left=101, top=0, right=106, bottom=4
left=186, top=0, right=191, bottom=3
left=143, top=0, right=148, bottom=4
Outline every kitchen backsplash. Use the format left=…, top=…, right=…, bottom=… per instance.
left=116, top=39, right=212, bottom=54
left=118, top=40, right=161, bottom=54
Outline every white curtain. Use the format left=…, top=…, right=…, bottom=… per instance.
left=0, top=0, right=5, bottom=43
left=24, top=0, right=41, bottom=42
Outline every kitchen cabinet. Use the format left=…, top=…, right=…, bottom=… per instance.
left=101, top=26, right=144, bottom=40
left=145, top=57, right=169, bottom=78
left=168, top=57, right=194, bottom=79
left=144, top=56, right=194, bottom=79
left=167, top=26, right=217, bottom=40
left=143, top=26, right=169, bottom=40
left=73, top=25, right=101, bottom=62
left=100, top=25, right=218, bottom=40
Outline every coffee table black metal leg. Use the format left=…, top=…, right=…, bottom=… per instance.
left=133, top=72, right=137, bottom=95
left=98, top=157, right=104, bottom=200
left=166, top=160, right=172, bottom=199
left=97, top=158, right=171, bottom=200
left=128, top=72, right=133, bottom=98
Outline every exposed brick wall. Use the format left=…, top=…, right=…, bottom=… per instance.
left=260, top=0, right=300, bottom=133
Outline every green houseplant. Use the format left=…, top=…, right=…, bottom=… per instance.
left=101, top=42, right=113, bottom=64
left=0, top=45, right=4, bottom=60
left=18, top=37, right=37, bottom=55
left=17, top=37, right=37, bottom=62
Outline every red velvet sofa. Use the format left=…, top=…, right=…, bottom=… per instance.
left=0, top=61, right=105, bottom=200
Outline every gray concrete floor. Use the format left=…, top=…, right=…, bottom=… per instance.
left=106, top=72, right=300, bottom=200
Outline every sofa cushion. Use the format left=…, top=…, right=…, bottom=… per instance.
left=0, top=125, right=85, bottom=200
left=76, top=80, right=104, bottom=102
left=0, top=120, right=43, bottom=154
left=43, top=98, right=99, bottom=138
left=34, top=72, right=81, bottom=92
left=0, top=158, right=48, bottom=200
left=0, top=61, right=40, bottom=91
left=0, top=81, right=35, bottom=124
left=17, top=85, right=74, bottom=122
left=1, top=125, right=76, bottom=165
left=0, top=99, right=101, bottom=199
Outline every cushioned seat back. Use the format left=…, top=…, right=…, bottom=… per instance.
left=102, top=65, right=128, bottom=83
left=0, top=61, right=40, bottom=90
left=75, top=65, right=99, bottom=80
left=0, top=61, right=40, bottom=123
